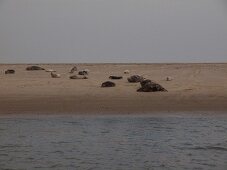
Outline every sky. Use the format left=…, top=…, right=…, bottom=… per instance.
left=0, top=0, right=227, bottom=63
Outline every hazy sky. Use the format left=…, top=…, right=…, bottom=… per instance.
left=0, top=0, right=227, bottom=63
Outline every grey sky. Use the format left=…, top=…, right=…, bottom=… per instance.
left=0, top=0, right=227, bottom=63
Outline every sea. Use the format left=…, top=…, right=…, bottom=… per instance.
left=0, top=113, right=227, bottom=170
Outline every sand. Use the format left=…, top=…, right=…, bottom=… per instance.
left=0, top=63, right=227, bottom=115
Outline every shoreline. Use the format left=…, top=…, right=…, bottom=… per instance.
left=1, top=111, right=227, bottom=119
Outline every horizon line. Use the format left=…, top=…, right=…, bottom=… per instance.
left=0, top=62, right=227, bottom=65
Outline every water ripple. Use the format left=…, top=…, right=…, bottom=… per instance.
left=192, top=146, right=227, bottom=151
left=0, top=115, right=227, bottom=169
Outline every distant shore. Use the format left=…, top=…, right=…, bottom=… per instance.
left=0, top=63, right=227, bottom=115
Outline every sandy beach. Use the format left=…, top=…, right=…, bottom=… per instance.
left=0, top=63, right=227, bottom=115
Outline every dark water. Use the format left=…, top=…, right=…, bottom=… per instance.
left=0, top=114, right=227, bottom=170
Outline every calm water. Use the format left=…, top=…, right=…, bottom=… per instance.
left=0, top=114, right=227, bottom=170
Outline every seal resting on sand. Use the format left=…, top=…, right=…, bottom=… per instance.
left=51, top=72, right=61, bottom=78
left=127, top=75, right=144, bottom=83
left=69, top=75, right=88, bottom=79
left=166, top=76, right=173, bottom=81
left=137, top=79, right=167, bottom=92
left=78, top=70, right=89, bottom=75
left=109, top=76, right=123, bottom=80
left=45, top=69, right=56, bottom=72
left=124, top=70, right=130, bottom=74
left=69, top=66, right=78, bottom=73
left=26, top=66, right=45, bottom=71
left=5, top=69, right=15, bottom=74
left=101, top=81, right=116, bottom=87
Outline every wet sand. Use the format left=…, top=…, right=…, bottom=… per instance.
left=0, top=63, right=227, bottom=115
